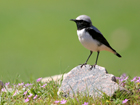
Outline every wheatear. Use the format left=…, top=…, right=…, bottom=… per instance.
left=70, top=15, right=121, bottom=69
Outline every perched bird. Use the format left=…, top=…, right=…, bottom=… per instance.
left=70, top=15, right=121, bottom=69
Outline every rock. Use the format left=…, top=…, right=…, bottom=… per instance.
left=57, top=65, right=123, bottom=98
left=41, top=74, right=68, bottom=84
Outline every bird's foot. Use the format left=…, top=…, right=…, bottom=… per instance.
left=80, top=63, right=87, bottom=68
left=90, top=64, right=96, bottom=70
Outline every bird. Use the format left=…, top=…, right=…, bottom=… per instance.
left=70, top=15, right=122, bottom=69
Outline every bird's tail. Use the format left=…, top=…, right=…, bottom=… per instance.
left=115, top=52, right=122, bottom=57
left=102, top=45, right=122, bottom=57
left=111, top=48, right=122, bottom=58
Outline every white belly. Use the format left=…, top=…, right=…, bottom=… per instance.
left=77, top=29, right=115, bottom=53
left=77, top=29, right=100, bottom=51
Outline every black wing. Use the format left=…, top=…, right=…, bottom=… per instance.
left=85, top=27, right=111, bottom=48
left=86, top=27, right=122, bottom=57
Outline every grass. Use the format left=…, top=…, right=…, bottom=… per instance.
left=0, top=0, right=140, bottom=104
left=0, top=74, right=140, bottom=105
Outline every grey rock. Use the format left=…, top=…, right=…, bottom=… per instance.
left=58, top=65, right=122, bottom=98
left=41, top=74, right=67, bottom=84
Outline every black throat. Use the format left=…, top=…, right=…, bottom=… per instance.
left=75, top=20, right=91, bottom=30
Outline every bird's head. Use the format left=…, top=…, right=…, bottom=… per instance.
left=70, top=15, right=92, bottom=30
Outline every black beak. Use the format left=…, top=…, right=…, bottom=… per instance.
left=70, top=19, right=76, bottom=22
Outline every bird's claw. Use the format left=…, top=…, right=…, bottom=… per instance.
left=80, top=63, right=87, bottom=68
left=90, top=64, right=96, bottom=70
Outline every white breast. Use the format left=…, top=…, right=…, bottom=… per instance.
left=77, top=29, right=100, bottom=51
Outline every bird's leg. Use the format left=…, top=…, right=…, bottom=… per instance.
left=81, top=51, right=93, bottom=68
left=90, top=51, right=100, bottom=70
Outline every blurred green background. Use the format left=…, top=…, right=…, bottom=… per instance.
left=0, top=0, right=140, bottom=82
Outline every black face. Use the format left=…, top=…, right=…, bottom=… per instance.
left=71, top=19, right=91, bottom=30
